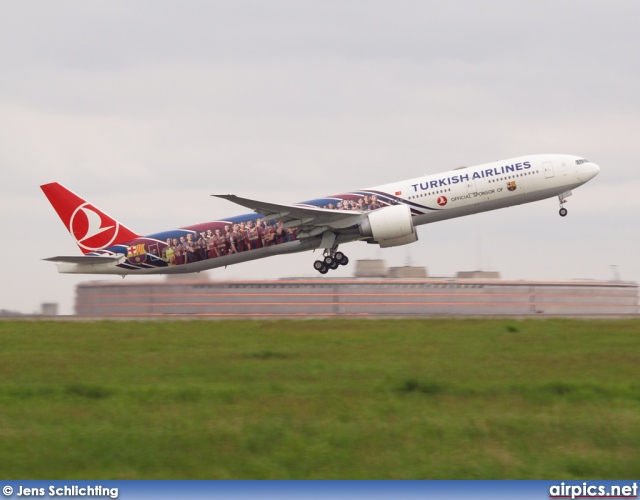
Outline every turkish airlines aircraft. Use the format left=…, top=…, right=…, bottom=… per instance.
left=41, top=154, right=600, bottom=275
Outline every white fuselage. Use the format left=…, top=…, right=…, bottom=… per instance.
left=375, top=154, right=598, bottom=226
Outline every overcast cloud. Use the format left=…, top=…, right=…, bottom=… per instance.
left=1, top=1, right=638, bottom=314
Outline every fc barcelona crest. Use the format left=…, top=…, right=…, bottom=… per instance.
left=127, top=243, right=148, bottom=264
left=507, top=181, right=517, bottom=192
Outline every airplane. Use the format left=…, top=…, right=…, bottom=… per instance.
left=41, top=154, right=600, bottom=276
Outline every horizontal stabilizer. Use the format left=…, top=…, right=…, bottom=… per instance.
left=43, top=255, right=125, bottom=264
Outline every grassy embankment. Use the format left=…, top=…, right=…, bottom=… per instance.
left=0, top=319, right=638, bottom=479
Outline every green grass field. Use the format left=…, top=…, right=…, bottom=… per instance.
left=0, top=319, right=639, bottom=479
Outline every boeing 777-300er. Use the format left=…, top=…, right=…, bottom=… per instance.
left=41, top=154, right=600, bottom=276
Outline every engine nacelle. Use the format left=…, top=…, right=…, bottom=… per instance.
left=376, top=231, right=418, bottom=248
left=359, top=204, right=418, bottom=248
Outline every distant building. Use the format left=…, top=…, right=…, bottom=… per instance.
left=0, top=309, right=23, bottom=317
left=76, top=275, right=639, bottom=318
left=456, top=271, right=501, bottom=279
left=354, top=259, right=388, bottom=278
left=41, top=303, right=59, bottom=316
left=388, top=266, right=428, bottom=279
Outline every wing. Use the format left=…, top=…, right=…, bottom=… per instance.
left=212, top=194, right=365, bottom=236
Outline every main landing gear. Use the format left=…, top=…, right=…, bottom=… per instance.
left=313, top=249, right=349, bottom=274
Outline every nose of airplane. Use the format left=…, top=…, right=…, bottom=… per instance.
left=579, top=161, right=600, bottom=182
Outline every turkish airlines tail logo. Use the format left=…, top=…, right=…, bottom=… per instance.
left=41, top=183, right=139, bottom=254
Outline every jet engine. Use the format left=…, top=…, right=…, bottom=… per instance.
left=358, top=204, right=418, bottom=248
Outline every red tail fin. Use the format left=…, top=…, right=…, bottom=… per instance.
left=41, top=182, right=140, bottom=254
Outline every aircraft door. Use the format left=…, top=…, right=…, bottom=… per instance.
left=543, top=161, right=555, bottom=179
left=466, top=179, right=477, bottom=194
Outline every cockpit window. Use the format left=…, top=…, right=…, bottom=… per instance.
left=575, top=159, right=589, bottom=165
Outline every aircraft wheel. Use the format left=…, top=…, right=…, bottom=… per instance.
left=330, top=260, right=339, bottom=270
left=334, top=251, right=345, bottom=262
left=339, top=255, right=349, bottom=266
left=319, top=265, right=329, bottom=274
left=313, top=260, right=325, bottom=271
left=323, top=255, right=335, bottom=266
left=559, top=208, right=568, bottom=217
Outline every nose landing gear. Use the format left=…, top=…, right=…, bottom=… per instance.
left=558, top=191, right=571, bottom=217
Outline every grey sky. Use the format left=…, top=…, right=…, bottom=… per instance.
left=1, top=1, right=638, bottom=314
